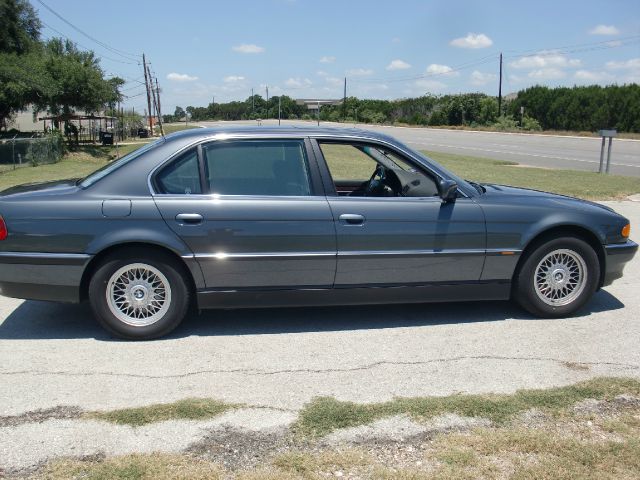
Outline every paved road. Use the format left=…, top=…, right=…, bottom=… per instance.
left=198, top=120, right=640, bottom=176
left=1, top=201, right=638, bottom=419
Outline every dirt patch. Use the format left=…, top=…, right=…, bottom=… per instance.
left=573, top=395, right=640, bottom=416
left=186, top=426, right=301, bottom=471
left=0, top=406, right=83, bottom=428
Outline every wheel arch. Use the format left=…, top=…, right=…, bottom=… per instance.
left=514, top=224, right=606, bottom=290
left=79, top=242, right=201, bottom=303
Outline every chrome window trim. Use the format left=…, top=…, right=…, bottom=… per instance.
left=148, top=135, right=314, bottom=197
left=311, top=135, right=472, bottom=199
left=146, top=132, right=472, bottom=199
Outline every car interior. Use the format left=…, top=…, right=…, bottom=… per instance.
left=319, top=142, right=440, bottom=198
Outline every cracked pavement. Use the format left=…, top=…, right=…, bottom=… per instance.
left=0, top=201, right=639, bottom=472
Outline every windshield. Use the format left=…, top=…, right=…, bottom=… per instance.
left=78, top=138, right=165, bottom=188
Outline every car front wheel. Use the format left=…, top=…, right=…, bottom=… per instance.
left=88, top=251, right=190, bottom=340
left=514, top=236, right=600, bottom=317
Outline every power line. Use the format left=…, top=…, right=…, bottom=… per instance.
left=504, top=34, right=640, bottom=59
left=352, top=54, right=497, bottom=84
left=36, top=0, right=140, bottom=61
left=40, top=21, right=138, bottom=65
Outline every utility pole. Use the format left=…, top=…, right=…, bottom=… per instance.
left=278, top=96, right=281, bottom=125
left=343, top=77, right=347, bottom=122
left=317, top=100, right=320, bottom=126
left=266, top=86, right=269, bottom=119
left=498, top=52, right=503, bottom=117
left=142, top=53, right=153, bottom=134
left=154, top=77, right=164, bottom=136
left=251, top=88, right=254, bottom=114
left=147, top=63, right=160, bottom=135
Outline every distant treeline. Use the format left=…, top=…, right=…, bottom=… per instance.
left=164, top=84, right=640, bottom=133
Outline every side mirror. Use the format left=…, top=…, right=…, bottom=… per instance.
left=438, top=178, right=458, bottom=203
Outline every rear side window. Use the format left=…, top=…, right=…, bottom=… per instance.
left=203, top=140, right=312, bottom=196
left=155, top=149, right=202, bottom=195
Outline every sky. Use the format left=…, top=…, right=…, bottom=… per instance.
left=34, top=0, right=640, bottom=113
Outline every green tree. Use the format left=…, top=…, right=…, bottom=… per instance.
left=37, top=38, right=124, bottom=121
left=0, top=0, right=44, bottom=129
left=0, top=0, right=40, bottom=54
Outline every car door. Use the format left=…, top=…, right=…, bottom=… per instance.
left=313, top=140, right=486, bottom=287
left=152, top=138, right=337, bottom=289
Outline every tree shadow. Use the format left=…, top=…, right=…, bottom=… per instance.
left=0, top=289, right=625, bottom=341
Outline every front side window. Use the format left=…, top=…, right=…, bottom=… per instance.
left=155, top=149, right=202, bottom=195
left=318, top=141, right=439, bottom=198
left=203, top=140, right=312, bottom=196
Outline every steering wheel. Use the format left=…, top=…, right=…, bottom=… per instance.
left=365, top=165, right=386, bottom=196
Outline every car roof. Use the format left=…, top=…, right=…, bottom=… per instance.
left=161, top=125, right=398, bottom=144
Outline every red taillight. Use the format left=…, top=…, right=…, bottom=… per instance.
left=0, top=216, right=7, bottom=241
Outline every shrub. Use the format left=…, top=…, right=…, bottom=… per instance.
left=521, top=116, right=542, bottom=131
left=492, top=115, right=519, bottom=131
left=25, top=132, right=65, bottom=167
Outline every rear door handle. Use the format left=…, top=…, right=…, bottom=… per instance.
left=175, top=213, right=203, bottom=225
left=339, top=213, right=365, bottom=226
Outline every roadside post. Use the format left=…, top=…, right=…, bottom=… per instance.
left=598, top=129, right=617, bottom=174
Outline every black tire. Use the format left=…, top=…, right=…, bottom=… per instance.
left=514, top=236, right=600, bottom=318
left=88, top=249, right=191, bottom=340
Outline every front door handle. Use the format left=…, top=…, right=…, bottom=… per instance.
left=175, top=213, right=203, bottom=225
left=339, top=213, right=365, bottom=226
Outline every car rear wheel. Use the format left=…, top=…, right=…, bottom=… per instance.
left=514, top=236, right=600, bottom=317
left=88, top=251, right=190, bottom=339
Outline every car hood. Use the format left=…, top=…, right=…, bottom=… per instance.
left=0, top=179, right=81, bottom=198
left=480, top=183, right=616, bottom=213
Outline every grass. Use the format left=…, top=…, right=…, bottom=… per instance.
left=87, top=398, right=238, bottom=427
left=392, top=123, right=640, bottom=140
left=425, top=150, right=640, bottom=200
left=33, top=377, right=640, bottom=480
left=39, top=453, right=224, bottom=480
left=1, top=140, right=638, bottom=200
left=0, top=143, right=144, bottom=191
left=293, top=377, right=640, bottom=437
left=161, top=123, right=201, bottom=135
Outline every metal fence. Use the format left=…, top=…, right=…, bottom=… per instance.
left=0, top=135, right=63, bottom=173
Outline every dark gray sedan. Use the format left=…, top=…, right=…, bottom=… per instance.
left=0, top=127, right=636, bottom=339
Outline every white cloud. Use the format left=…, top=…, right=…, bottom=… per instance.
left=470, top=70, right=497, bottom=85
left=284, top=77, right=312, bottom=88
left=232, top=44, right=265, bottom=54
left=386, top=59, right=411, bottom=70
left=346, top=68, right=374, bottom=76
left=605, top=58, right=640, bottom=70
left=589, top=24, right=620, bottom=35
left=510, top=51, right=581, bottom=69
left=528, top=68, right=566, bottom=80
left=325, top=76, right=343, bottom=87
left=316, top=70, right=329, bottom=77
left=450, top=33, right=493, bottom=49
left=425, top=64, right=459, bottom=77
left=319, top=56, right=336, bottom=63
left=574, top=70, right=614, bottom=82
left=415, top=79, right=447, bottom=91
left=605, top=58, right=640, bottom=83
left=391, top=37, right=401, bottom=44
left=166, top=72, right=198, bottom=82
left=223, top=75, right=245, bottom=83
